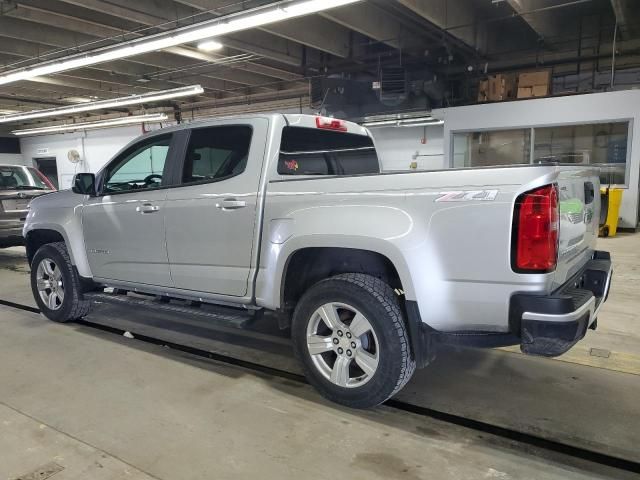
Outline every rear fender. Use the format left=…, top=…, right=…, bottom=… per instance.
left=255, top=205, right=416, bottom=310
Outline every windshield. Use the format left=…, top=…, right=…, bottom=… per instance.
left=0, top=166, right=54, bottom=191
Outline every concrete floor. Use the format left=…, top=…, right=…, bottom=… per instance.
left=0, top=306, right=635, bottom=480
left=0, top=235, right=638, bottom=479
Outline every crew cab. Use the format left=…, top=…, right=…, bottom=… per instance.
left=24, top=114, right=612, bottom=408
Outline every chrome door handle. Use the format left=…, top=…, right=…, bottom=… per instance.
left=136, top=203, right=160, bottom=214
left=216, top=198, right=247, bottom=210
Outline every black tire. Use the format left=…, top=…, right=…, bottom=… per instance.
left=30, top=242, right=92, bottom=323
left=292, top=273, right=415, bottom=408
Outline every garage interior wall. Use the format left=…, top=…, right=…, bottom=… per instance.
left=438, top=90, right=640, bottom=228
left=19, top=125, right=149, bottom=190
left=17, top=119, right=444, bottom=185
left=0, top=153, right=24, bottom=165
left=370, top=125, right=444, bottom=171
left=0, top=136, right=24, bottom=165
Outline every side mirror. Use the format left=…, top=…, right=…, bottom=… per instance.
left=72, top=173, right=96, bottom=196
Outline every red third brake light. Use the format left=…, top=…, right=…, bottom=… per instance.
left=513, top=184, right=559, bottom=273
left=316, top=116, right=347, bottom=132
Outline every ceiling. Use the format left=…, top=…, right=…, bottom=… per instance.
left=0, top=0, right=636, bottom=133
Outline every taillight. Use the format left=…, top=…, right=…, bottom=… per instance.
left=316, top=116, right=347, bottom=132
left=512, top=184, right=559, bottom=273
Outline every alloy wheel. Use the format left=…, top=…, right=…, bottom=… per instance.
left=306, top=302, right=379, bottom=388
left=36, top=258, right=65, bottom=311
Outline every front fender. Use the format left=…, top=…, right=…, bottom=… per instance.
left=24, top=191, right=92, bottom=278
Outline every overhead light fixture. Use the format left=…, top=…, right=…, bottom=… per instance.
left=12, top=113, right=168, bottom=136
left=0, top=85, right=202, bottom=124
left=0, top=0, right=362, bottom=86
left=198, top=39, right=224, bottom=51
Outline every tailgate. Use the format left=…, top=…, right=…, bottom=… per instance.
left=553, top=168, right=600, bottom=289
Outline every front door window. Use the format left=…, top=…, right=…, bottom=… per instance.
left=103, top=135, right=171, bottom=194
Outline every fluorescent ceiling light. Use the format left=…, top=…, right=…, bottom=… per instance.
left=12, top=113, right=168, bottom=136
left=362, top=117, right=444, bottom=128
left=198, top=40, right=224, bottom=51
left=0, top=85, right=202, bottom=124
left=0, top=0, right=362, bottom=86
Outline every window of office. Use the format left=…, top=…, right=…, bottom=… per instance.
left=452, top=129, right=531, bottom=168
left=533, top=122, right=629, bottom=185
left=182, top=126, right=253, bottom=185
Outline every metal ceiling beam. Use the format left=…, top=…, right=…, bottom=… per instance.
left=261, top=16, right=352, bottom=58
left=0, top=16, right=276, bottom=91
left=0, top=36, right=247, bottom=95
left=13, top=0, right=299, bottom=80
left=53, top=0, right=306, bottom=66
left=320, top=4, right=407, bottom=50
left=610, top=0, right=640, bottom=38
left=172, top=0, right=352, bottom=57
left=395, top=0, right=487, bottom=53
left=506, top=0, right=567, bottom=44
left=163, top=47, right=301, bottom=81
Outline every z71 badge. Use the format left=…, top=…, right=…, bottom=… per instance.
left=436, top=190, right=499, bottom=202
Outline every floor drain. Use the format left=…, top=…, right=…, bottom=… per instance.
left=12, top=462, right=64, bottom=480
left=589, top=347, right=611, bottom=359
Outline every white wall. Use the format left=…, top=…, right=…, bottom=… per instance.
left=437, top=90, right=640, bottom=228
left=370, top=125, right=444, bottom=171
left=0, top=153, right=25, bottom=166
left=19, top=125, right=145, bottom=190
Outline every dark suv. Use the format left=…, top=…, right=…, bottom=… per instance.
left=0, top=165, right=55, bottom=247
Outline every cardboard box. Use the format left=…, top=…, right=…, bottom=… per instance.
left=487, top=73, right=517, bottom=102
left=517, top=84, right=550, bottom=99
left=532, top=84, right=549, bottom=96
left=478, top=79, right=489, bottom=102
left=518, top=70, right=551, bottom=87
left=517, top=69, right=551, bottom=99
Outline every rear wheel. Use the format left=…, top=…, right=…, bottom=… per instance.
left=292, top=273, right=415, bottom=408
left=30, top=242, right=92, bottom=323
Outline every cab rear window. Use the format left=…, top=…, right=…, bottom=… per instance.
left=278, top=126, right=380, bottom=176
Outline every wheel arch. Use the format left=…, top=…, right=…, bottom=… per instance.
left=25, top=228, right=67, bottom=266
left=281, top=247, right=403, bottom=310
left=25, top=222, right=92, bottom=278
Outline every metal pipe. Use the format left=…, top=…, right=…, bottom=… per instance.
left=611, top=22, right=618, bottom=89
left=442, top=0, right=594, bottom=32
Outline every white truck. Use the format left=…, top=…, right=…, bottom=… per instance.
left=24, top=114, right=612, bottom=408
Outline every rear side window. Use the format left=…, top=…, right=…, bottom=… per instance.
left=182, top=126, right=253, bottom=185
left=278, top=127, right=379, bottom=176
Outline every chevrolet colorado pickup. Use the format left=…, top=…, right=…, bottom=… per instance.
left=24, top=114, right=612, bottom=408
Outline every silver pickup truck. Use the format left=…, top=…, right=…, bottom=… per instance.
left=24, top=114, right=612, bottom=408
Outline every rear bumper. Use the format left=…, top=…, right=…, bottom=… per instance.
left=405, top=250, right=613, bottom=367
left=510, top=250, right=612, bottom=356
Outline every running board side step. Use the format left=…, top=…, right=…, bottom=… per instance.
left=85, top=291, right=259, bottom=329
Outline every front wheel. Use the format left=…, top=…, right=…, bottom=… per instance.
left=292, top=273, right=415, bottom=408
left=30, top=242, right=92, bottom=323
